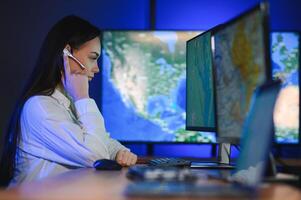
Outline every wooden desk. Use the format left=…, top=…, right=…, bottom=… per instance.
left=0, top=168, right=300, bottom=200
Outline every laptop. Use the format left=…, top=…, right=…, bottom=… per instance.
left=124, top=80, right=281, bottom=197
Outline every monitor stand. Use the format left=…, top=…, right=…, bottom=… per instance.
left=218, top=143, right=231, bottom=164
left=190, top=143, right=235, bottom=169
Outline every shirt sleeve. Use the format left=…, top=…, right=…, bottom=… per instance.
left=20, top=96, right=127, bottom=168
left=74, top=98, right=129, bottom=160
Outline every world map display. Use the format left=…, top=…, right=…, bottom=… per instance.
left=213, top=10, right=266, bottom=142
left=272, top=32, right=299, bottom=144
left=101, top=31, right=216, bottom=142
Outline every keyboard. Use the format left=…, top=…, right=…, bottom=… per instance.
left=127, top=166, right=198, bottom=181
left=148, top=158, right=192, bottom=167
left=125, top=181, right=256, bottom=198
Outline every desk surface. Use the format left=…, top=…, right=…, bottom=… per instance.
left=0, top=168, right=300, bottom=200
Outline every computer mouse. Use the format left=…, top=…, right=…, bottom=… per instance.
left=93, top=159, right=122, bottom=170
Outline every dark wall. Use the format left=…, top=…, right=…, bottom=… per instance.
left=0, top=0, right=149, bottom=150
left=1, top=0, right=300, bottom=157
left=155, top=0, right=301, bottom=31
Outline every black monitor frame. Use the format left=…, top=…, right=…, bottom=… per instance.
left=211, top=3, right=271, bottom=144
left=185, top=30, right=217, bottom=133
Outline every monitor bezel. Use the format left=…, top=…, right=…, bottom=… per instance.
left=100, top=29, right=217, bottom=144
left=185, top=29, right=217, bottom=132
left=270, top=30, right=301, bottom=146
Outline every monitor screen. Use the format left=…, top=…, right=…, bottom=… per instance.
left=213, top=5, right=268, bottom=143
left=186, top=31, right=216, bottom=131
left=271, top=32, right=300, bottom=144
left=101, top=31, right=216, bottom=143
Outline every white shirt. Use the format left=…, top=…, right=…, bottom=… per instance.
left=10, top=89, right=128, bottom=185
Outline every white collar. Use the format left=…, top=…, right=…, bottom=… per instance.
left=52, top=89, right=71, bottom=108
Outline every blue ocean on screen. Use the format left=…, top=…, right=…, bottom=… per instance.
left=101, top=31, right=216, bottom=143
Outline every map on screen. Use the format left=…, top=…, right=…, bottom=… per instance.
left=213, top=9, right=267, bottom=141
left=102, top=31, right=216, bottom=142
left=186, top=31, right=216, bottom=131
left=272, top=32, right=299, bottom=144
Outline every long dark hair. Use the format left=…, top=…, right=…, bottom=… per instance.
left=0, top=15, right=100, bottom=187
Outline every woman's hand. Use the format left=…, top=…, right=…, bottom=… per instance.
left=62, top=52, right=89, bottom=101
left=115, top=150, right=137, bottom=167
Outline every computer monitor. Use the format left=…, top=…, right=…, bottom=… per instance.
left=271, top=32, right=300, bottom=144
left=186, top=30, right=233, bottom=165
left=184, top=3, right=270, bottom=165
left=101, top=31, right=216, bottom=143
left=186, top=31, right=216, bottom=132
left=212, top=3, right=270, bottom=144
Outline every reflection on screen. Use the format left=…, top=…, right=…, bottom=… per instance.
left=272, top=32, right=299, bottom=144
left=102, top=31, right=215, bottom=143
left=213, top=8, right=267, bottom=142
left=186, top=31, right=215, bottom=131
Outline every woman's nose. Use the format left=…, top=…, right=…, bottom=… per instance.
left=93, top=64, right=100, bottom=73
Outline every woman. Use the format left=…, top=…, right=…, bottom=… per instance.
left=0, top=15, right=137, bottom=186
